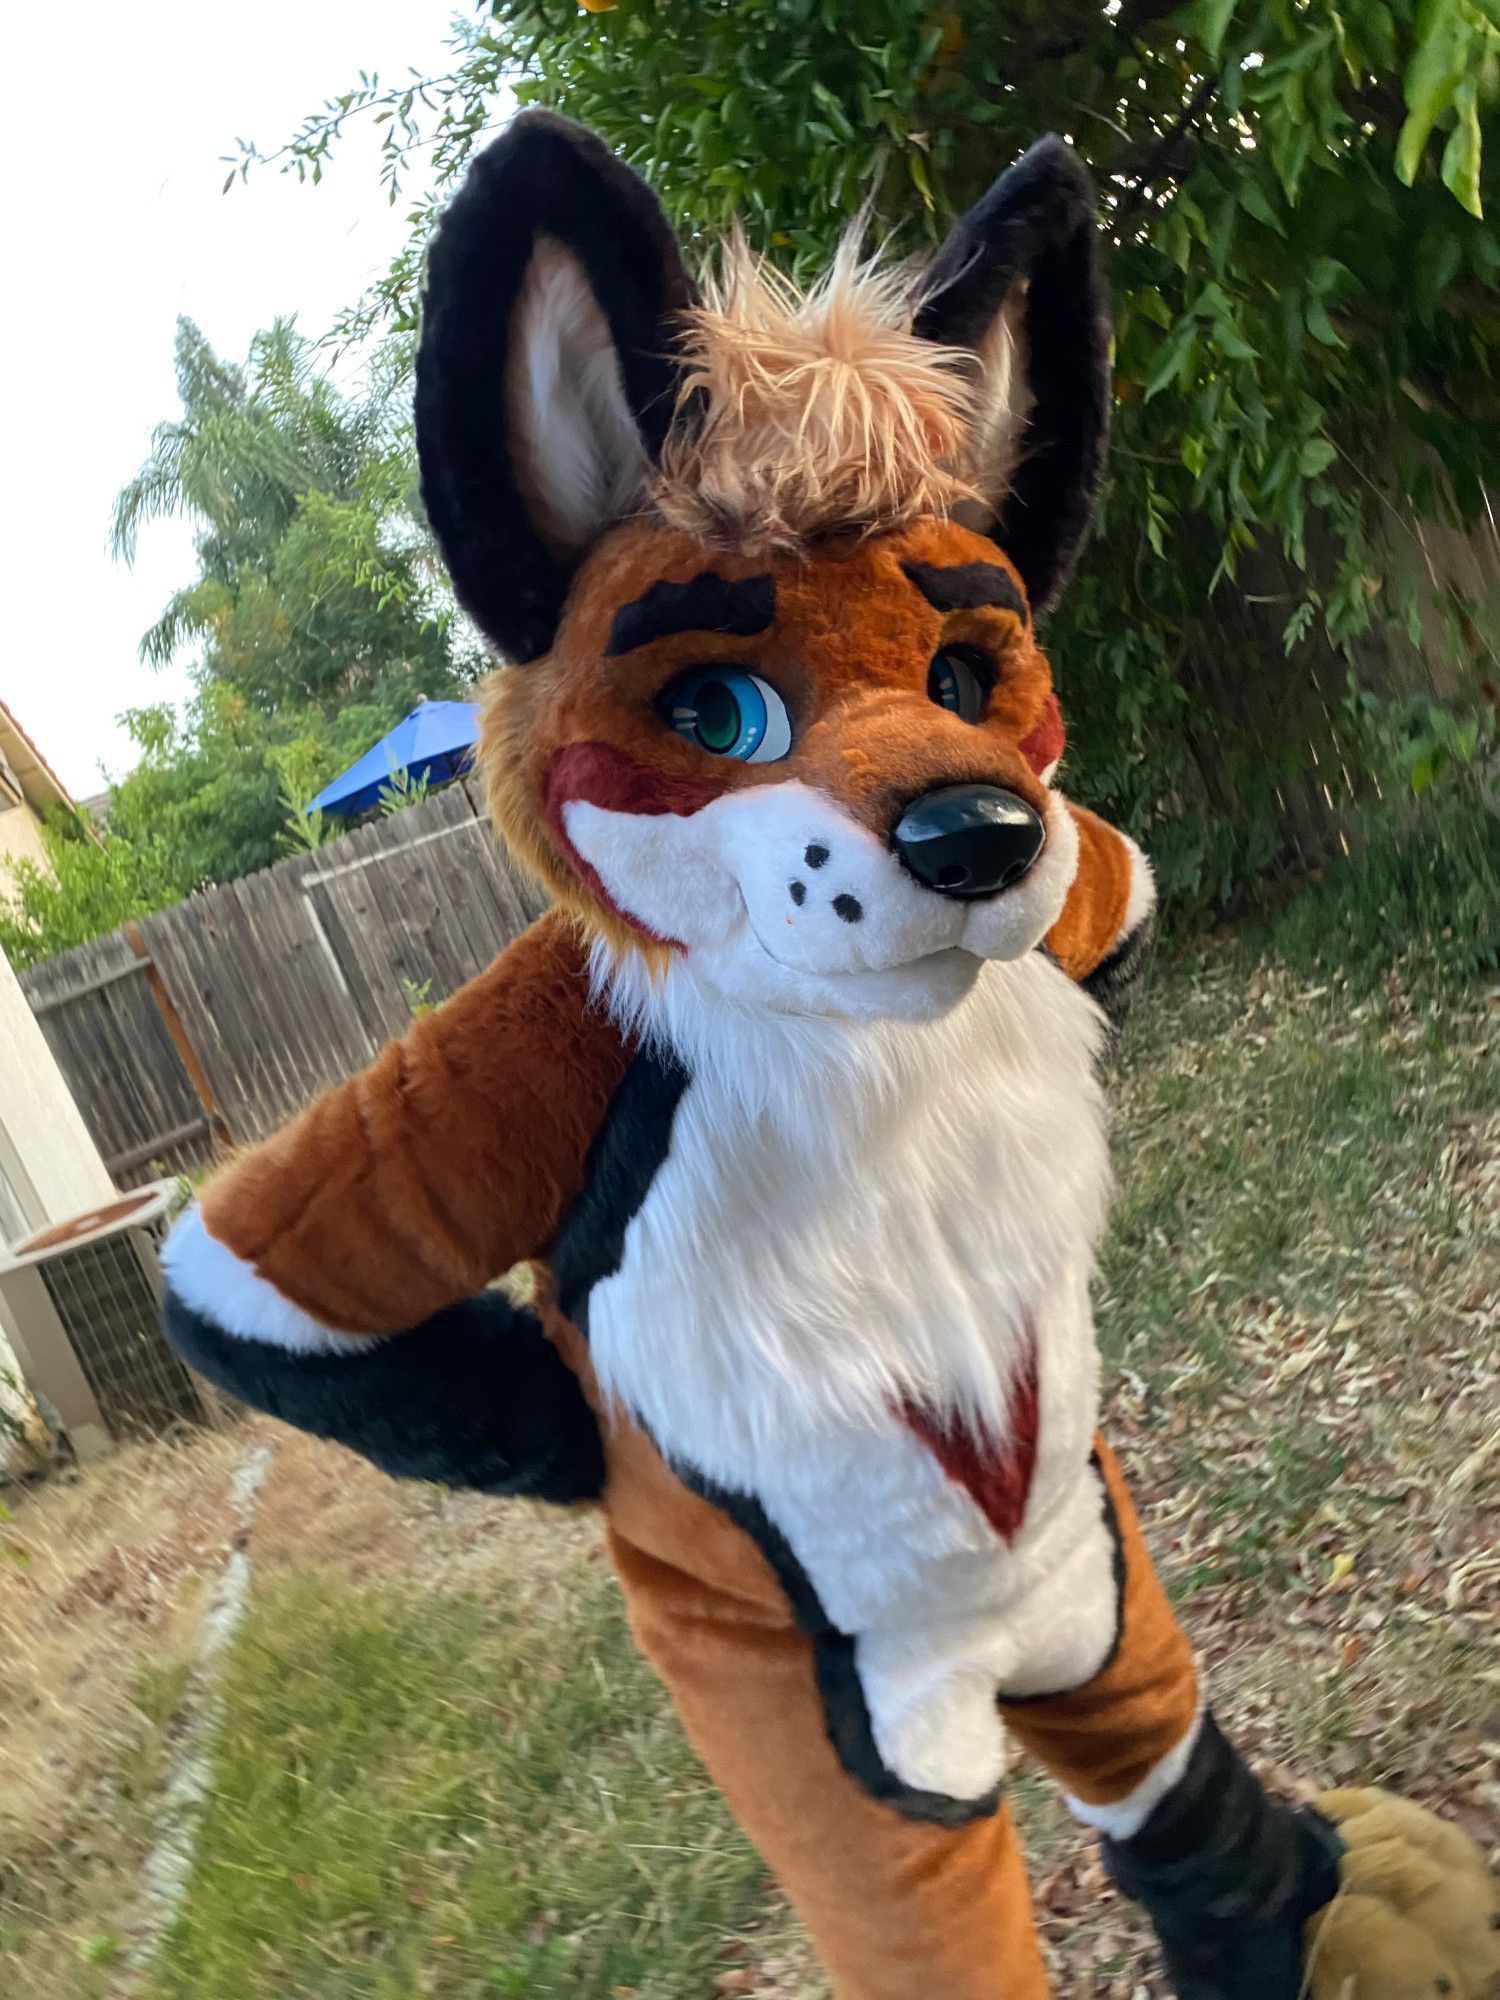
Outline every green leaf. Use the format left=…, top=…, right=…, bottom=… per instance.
left=1180, top=0, right=1239, bottom=62
left=810, top=80, right=855, bottom=141
left=1163, top=208, right=1193, bottom=272
left=1270, top=118, right=1315, bottom=201
left=1299, top=438, right=1339, bottom=477
left=1308, top=257, right=1351, bottom=296
left=1305, top=296, right=1345, bottom=346
left=1237, top=179, right=1286, bottom=235
left=1395, top=0, right=1470, bottom=188
left=1282, top=600, right=1318, bottom=651
left=1440, top=74, right=1484, bottom=216
left=1215, top=317, right=1259, bottom=360
left=1145, top=316, right=1199, bottom=399
left=1137, top=288, right=1175, bottom=331
left=1408, top=749, right=1440, bottom=793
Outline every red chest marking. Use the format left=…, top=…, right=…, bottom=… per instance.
left=899, top=1336, right=1040, bottom=1544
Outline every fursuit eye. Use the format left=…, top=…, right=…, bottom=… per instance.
left=661, top=669, right=792, bottom=763
left=927, top=647, right=994, bottom=725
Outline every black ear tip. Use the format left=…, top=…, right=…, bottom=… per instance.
left=463, top=107, right=623, bottom=189
left=1026, top=132, right=1081, bottom=167
left=1006, top=134, right=1098, bottom=220
left=913, top=128, right=1109, bottom=617
left=507, top=106, right=582, bottom=139
left=501, top=106, right=621, bottom=157
left=425, top=108, right=683, bottom=296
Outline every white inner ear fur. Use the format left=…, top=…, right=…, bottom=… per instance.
left=506, top=237, right=651, bottom=557
left=961, top=285, right=1033, bottom=515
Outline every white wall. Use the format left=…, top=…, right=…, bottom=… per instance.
left=0, top=948, right=116, bottom=1229
left=0, top=798, right=53, bottom=889
left=0, top=947, right=118, bottom=1460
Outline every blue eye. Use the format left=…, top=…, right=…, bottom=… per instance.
left=661, top=669, right=792, bottom=763
left=928, top=647, right=994, bottom=725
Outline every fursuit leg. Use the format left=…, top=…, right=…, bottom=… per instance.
left=1000, top=1440, right=1343, bottom=2000
left=598, top=1405, right=1052, bottom=2000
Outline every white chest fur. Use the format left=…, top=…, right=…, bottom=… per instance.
left=591, top=948, right=1107, bottom=1507
left=589, top=949, right=1119, bottom=1796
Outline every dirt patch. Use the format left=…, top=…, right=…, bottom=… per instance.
left=247, top=1423, right=421, bottom=1580
left=249, top=1421, right=606, bottom=1607
left=0, top=1428, right=242, bottom=1854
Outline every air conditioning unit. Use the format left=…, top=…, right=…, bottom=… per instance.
left=0, top=1180, right=215, bottom=1455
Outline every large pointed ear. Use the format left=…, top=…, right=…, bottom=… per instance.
left=913, top=137, right=1109, bottom=614
left=415, top=112, right=696, bottom=663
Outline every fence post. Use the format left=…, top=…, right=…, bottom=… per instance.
left=122, top=920, right=235, bottom=1152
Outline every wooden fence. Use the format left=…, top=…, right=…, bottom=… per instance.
left=20, top=929, right=221, bottom=1185
left=20, top=782, right=548, bottom=1188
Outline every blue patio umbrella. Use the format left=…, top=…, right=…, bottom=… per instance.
left=306, top=700, right=481, bottom=818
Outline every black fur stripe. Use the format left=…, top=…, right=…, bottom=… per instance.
left=1082, top=915, right=1154, bottom=1048
left=552, top=1044, right=690, bottom=1332
left=1105, top=1713, right=1344, bottom=1998
left=161, top=1288, right=604, bottom=1502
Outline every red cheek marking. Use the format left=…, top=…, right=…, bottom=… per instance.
left=900, top=1332, right=1040, bottom=1544
left=1018, top=694, right=1065, bottom=780
left=542, top=742, right=730, bottom=948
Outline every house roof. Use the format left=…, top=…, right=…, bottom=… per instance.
left=0, top=701, right=78, bottom=821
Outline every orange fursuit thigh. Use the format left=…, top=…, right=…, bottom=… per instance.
left=597, top=1398, right=1052, bottom=2000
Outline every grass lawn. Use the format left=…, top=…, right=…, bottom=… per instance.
left=147, top=1567, right=777, bottom=2000
left=2, top=941, right=1496, bottom=1999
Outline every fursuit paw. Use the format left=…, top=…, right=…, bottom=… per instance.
left=1306, top=1788, right=1500, bottom=2000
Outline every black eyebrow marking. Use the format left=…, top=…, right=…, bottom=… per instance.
left=606, top=571, right=776, bottom=656
left=902, top=560, right=1029, bottom=622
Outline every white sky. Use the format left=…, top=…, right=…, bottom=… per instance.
left=2, top=3, right=471, bottom=797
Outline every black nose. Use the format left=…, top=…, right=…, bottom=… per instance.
left=889, top=784, right=1045, bottom=899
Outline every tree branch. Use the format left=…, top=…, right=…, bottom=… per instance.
left=1113, top=75, right=1218, bottom=234
left=1019, top=0, right=1203, bottom=68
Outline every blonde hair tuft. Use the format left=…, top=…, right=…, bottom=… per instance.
left=655, top=228, right=982, bottom=552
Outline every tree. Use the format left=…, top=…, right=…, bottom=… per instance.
left=114, top=319, right=471, bottom=716
left=100, top=319, right=485, bottom=895
left=237, top=0, right=1500, bottom=920
left=0, top=811, right=180, bottom=972
left=4, top=321, right=491, bottom=964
